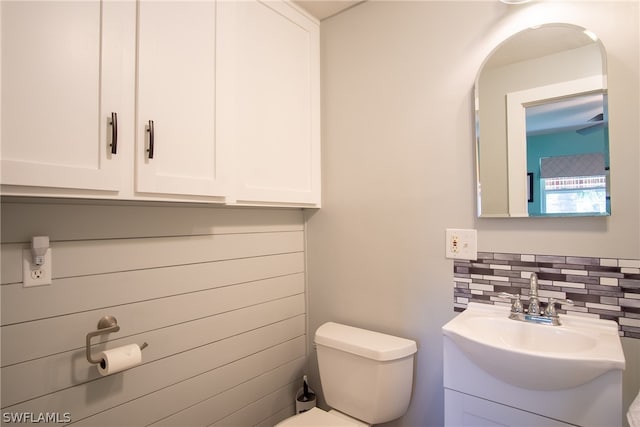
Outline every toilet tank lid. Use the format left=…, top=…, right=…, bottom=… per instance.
left=315, top=322, right=417, bottom=361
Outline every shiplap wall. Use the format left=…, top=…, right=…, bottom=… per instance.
left=0, top=200, right=306, bottom=426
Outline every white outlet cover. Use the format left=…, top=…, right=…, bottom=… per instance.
left=445, top=228, right=478, bottom=260
left=22, top=248, right=52, bottom=287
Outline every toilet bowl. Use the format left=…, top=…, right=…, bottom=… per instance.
left=276, top=322, right=417, bottom=426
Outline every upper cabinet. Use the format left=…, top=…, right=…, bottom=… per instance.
left=1, top=0, right=320, bottom=208
left=1, top=1, right=134, bottom=193
left=218, top=0, right=320, bottom=206
left=136, top=1, right=226, bottom=199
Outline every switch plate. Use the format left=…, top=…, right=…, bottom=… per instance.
left=445, top=228, right=477, bottom=260
left=22, top=248, right=52, bottom=287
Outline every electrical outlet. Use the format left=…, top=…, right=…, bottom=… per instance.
left=445, top=228, right=477, bottom=260
left=23, top=248, right=52, bottom=287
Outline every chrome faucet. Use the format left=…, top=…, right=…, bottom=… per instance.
left=528, top=272, right=541, bottom=315
left=498, top=272, right=574, bottom=326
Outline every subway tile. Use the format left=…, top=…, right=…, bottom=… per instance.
left=477, top=252, right=494, bottom=260
left=494, top=270, right=522, bottom=279
left=600, top=258, right=618, bottom=267
left=469, top=267, right=494, bottom=276
left=600, top=296, right=619, bottom=305
left=536, top=255, right=566, bottom=264
left=562, top=288, right=588, bottom=295
left=539, top=267, right=563, bottom=274
left=538, top=272, right=567, bottom=281
left=585, top=302, right=622, bottom=311
left=620, top=279, right=640, bottom=289
left=620, top=317, right=640, bottom=328
left=620, top=259, right=640, bottom=269
left=494, top=253, right=522, bottom=261
left=565, top=275, right=600, bottom=285
left=621, top=268, right=640, bottom=275
left=588, top=270, right=625, bottom=278
left=470, top=283, right=494, bottom=292
left=586, top=288, right=624, bottom=297
left=565, top=305, right=589, bottom=313
left=483, top=275, right=509, bottom=282
left=600, top=277, right=619, bottom=286
left=552, top=280, right=586, bottom=289
left=587, top=308, right=623, bottom=318
left=620, top=298, right=640, bottom=308
left=538, top=289, right=567, bottom=299
left=566, top=256, right=600, bottom=266
left=521, top=254, right=536, bottom=262
left=562, top=268, right=588, bottom=276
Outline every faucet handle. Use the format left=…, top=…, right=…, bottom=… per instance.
left=544, top=297, right=575, bottom=317
left=498, top=292, right=524, bottom=313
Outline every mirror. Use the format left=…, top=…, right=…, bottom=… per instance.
left=475, top=24, right=609, bottom=218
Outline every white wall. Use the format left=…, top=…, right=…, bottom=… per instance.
left=308, top=1, right=639, bottom=426
left=0, top=201, right=306, bottom=426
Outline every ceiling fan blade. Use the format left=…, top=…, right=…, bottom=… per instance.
left=576, top=122, right=606, bottom=135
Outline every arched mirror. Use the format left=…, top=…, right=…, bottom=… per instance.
left=475, top=24, right=610, bottom=218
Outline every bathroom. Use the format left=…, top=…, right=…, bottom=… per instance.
left=1, top=0, right=639, bottom=426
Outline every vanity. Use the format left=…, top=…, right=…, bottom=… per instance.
left=442, top=302, right=625, bottom=426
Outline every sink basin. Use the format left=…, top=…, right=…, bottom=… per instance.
left=442, top=302, right=625, bottom=390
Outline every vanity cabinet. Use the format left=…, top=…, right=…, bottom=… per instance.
left=1, top=0, right=319, bottom=207
left=443, top=334, right=623, bottom=426
left=445, top=390, right=572, bottom=426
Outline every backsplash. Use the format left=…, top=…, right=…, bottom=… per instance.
left=453, top=252, right=640, bottom=339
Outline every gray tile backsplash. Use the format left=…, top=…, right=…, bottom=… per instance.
left=453, top=252, right=640, bottom=338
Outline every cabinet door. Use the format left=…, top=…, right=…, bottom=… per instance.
left=219, top=0, right=320, bottom=206
left=136, top=0, right=226, bottom=198
left=1, top=1, right=132, bottom=192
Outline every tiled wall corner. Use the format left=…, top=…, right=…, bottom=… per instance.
left=453, top=252, right=640, bottom=338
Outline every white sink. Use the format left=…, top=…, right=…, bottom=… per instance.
left=442, top=302, right=625, bottom=390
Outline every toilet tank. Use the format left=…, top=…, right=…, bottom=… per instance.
left=314, top=322, right=417, bottom=425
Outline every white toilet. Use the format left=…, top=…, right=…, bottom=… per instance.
left=276, top=322, right=418, bottom=426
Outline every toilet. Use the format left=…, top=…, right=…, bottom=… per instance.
left=276, top=322, right=418, bottom=426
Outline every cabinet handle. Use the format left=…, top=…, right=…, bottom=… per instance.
left=147, top=120, right=155, bottom=159
left=109, top=112, right=118, bottom=154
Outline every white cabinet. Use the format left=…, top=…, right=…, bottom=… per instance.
left=2, top=0, right=319, bottom=207
left=445, top=389, right=572, bottom=426
left=1, top=1, right=134, bottom=193
left=443, top=334, right=623, bottom=426
left=218, top=0, right=320, bottom=206
left=136, top=0, right=226, bottom=199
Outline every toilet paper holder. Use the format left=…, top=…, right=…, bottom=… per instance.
left=86, top=315, right=148, bottom=365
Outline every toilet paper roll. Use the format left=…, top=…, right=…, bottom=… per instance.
left=97, top=344, right=142, bottom=376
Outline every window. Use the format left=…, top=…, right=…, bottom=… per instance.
left=542, top=175, right=607, bottom=214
